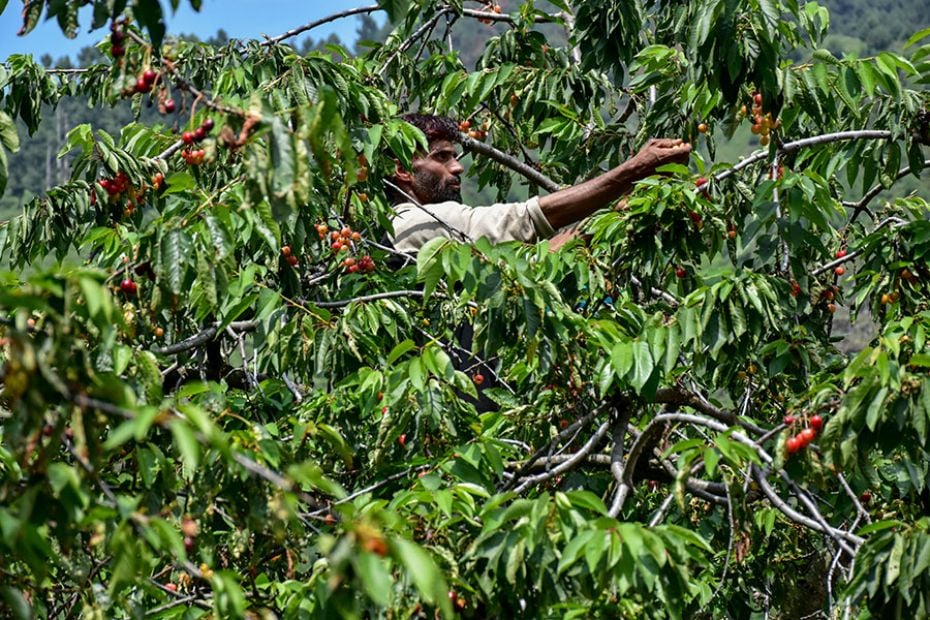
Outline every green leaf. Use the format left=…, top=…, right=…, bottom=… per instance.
left=558, top=530, right=595, bottom=574
left=865, top=387, right=888, bottom=431
left=857, top=520, right=904, bottom=536
left=132, top=0, right=167, bottom=49
left=392, top=538, right=449, bottom=613
left=160, top=229, right=184, bottom=295
left=355, top=552, right=392, bottom=606
left=0, top=587, right=31, bottom=620
left=905, top=27, right=930, bottom=49
left=163, top=171, right=196, bottom=195
left=170, top=420, right=201, bottom=479
left=630, top=340, right=654, bottom=392
left=0, top=112, right=19, bottom=152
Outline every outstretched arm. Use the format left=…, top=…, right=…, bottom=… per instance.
left=538, top=139, right=692, bottom=230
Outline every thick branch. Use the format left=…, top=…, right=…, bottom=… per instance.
left=462, top=135, right=561, bottom=192
left=654, top=386, right=765, bottom=435
left=712, top=130, right=895, bottom=186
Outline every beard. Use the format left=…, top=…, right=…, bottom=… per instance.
left=412, top=169, right=462, bottom=204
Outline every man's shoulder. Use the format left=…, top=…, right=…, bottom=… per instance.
left=393, top=200, right=467, bottom=212
left=392, top=200, right=470, bottom=221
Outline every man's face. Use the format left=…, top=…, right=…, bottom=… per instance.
left=407, top=139, right=464, bottom=204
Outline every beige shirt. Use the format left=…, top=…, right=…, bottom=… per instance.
left=390, top=197, right=555, bottom=252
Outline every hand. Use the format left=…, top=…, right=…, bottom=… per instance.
left=629, top=138, right=692, bottom=176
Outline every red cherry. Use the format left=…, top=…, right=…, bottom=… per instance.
left=143, top=69, right=158, bottom=84
left=783, top=415, right=795, bottom=426
left=135, top=78, right=151, bottom=94
left=753, top=93, right=763, bottom=106
left=859, top=490, right=872, bottom=505
left=201, top=118, right=214, bottom=132
left=836, top=249, right=847, bottom=258
left=810, top=415, right=824, bottom=431
left=398, top=434, right=406, bottom=447
left=675, top=267, right=687, bottom=278
left=281, top=245, right=291, bottom=257
left=286, top=255, right=299, bottom=267
left=165, top=583, right=177, bottom=592
left=181, top=131, right=195, bottom=145
left=800, top=427, right=816, bottom=445
left=164, top=99, right=176, bottom=113
left=473, top=373, right=485, bottom=385
left=193, top=126, right=207, bottom=142
left=120, top=279, right=137, bottom=295
left=111, top=44, right=125, bottom=58
left=786, top=436, right=801, bottom=454
left=834, top=266, right=845, bottom=276
left=696, top=176, right=708, bottom=187
left=110, top=29, right=125, bottom=44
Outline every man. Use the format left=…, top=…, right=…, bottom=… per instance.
left=388, top=114, right=692, bottom=252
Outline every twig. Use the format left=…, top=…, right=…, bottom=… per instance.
left=810, top=216, right=906, bottom=276
left=843, top=159, right=930, bottom=222
left=712, top=130, right=895, bottom=186
left=630, top=275, right=679, bottom=307
left=459, top=7, right=558, bottom=24
left=500, top=405, right=604, bottom=492
left=306, top=466, right=430, bottom=517
left=263, top=6, right=382, bottom=47
left=380, top=8, right=454, bottom=76
left=310, top=289, right=428, bottom=308
left=512, top=420, right=611, bottom=494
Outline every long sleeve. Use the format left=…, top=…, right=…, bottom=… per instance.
left=389, top=197, right=555, bottom=252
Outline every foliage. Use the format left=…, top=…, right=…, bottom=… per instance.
left=0, top=0, right=929, bottom=618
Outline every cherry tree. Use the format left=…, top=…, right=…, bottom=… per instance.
left=1, top=0, right=929, bottom=617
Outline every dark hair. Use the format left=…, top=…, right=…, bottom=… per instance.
left=400, top=113, right=461, bottom=145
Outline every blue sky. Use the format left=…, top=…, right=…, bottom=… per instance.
left=0, top=1, right=385, bottom=61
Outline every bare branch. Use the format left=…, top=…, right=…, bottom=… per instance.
left=263, top=5, right=382, bottom=47
left=310, top=289, right=429, bottom=308
left=512, top=420, right=611, bottom=494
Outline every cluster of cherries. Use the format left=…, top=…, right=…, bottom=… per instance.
left=821, top=283, right=840, bottom=314
left=97, top=170, right=156, bottom=218
left=784, top=413, right=824, bottom=455
left=879, top=267, right=922, bottom=304
left=459, top=119, right=488, bottom=140
left=179, top=118, right=214, bottom=166
left=132, top=68, right=158, bottom=95
left=281, top=245, right=299, bottom=267
left=110, top=20, right=127, bottom=58
left=741, top=92, right=780, bottom=146
left=315, top=223, right=377, bottom=273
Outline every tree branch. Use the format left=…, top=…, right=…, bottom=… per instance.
left=461, top=135, right=561, bottom=192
